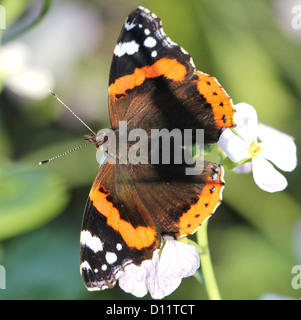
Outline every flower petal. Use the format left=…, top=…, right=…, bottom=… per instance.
left=118, top=240, right=199, bottom=299
left=118, top=250, right=159, bottom=298
left=234, top=103, right=258, bottom=143
left=252, top=156, right=288, bottom=192
left=147, top=239, right=200, bottom=299
left=0, top=42, right=31, bottom=76
left=6, top=67, right=54, bottom=99
left=218, top=128, right=250, bottom=163
left=258, top=123, right=297, bottom=172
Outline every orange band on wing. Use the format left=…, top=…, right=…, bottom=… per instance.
left=194, top=71, right=235, bottom=129
left=89, top=186, right=157, bottom=250
left=109, top=57, right=187, bottom=98
left=176, top=168, right=224, bottom=238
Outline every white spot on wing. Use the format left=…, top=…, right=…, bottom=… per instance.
left=144, top=37, right=157, bottom=48
left=151, top=51, right=157, bottom=58
left=139, top=6, right=150, bottom=14
left=124, top=21, right=136, bottom=30
left=106, top=252, right=118, bottom=264
left=114, top=41, right=140, bottom=57
left=81, top=260, right=92, bottom=271
left=81, top=230, right=103, bottom=253
left=212, top=173, right=218, bottom=181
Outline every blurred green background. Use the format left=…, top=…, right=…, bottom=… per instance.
left=0, top=0, right=300, bottom=300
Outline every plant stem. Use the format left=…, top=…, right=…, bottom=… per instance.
left=196, top=219, right=221, bottom=300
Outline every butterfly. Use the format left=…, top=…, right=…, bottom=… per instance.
left=80, top=6, right=235, bottom=292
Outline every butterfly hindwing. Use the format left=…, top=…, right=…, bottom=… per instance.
left=80, top=161, right=160, bottom=290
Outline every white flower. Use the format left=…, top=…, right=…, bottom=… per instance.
left=218, top=103, right=297, bottom=193
left=0, top=41, right=54, bottom=99
left=118, top=238, right=200, bottom=299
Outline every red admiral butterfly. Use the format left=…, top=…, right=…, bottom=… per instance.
left=80, top=6, right=235, bottom=294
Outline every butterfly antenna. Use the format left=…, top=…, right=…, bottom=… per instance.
left=48, top=90, right=96, bottom=135
left=39, top=143, right=92, bottom=165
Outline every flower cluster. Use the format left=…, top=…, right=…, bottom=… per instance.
left=218, top=103, right=297, bottom=193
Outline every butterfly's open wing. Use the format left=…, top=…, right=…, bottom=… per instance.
left=130, top=160, right=224, bottom=239
left=80, top=162, right=160, bottom=290
left=108, top=6, right=235, bottom=143
left=80, top=159, right=224, bottom=291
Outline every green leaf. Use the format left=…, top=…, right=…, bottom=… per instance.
left=0, top=221, right=85, bottom=299
left=0, top=0, right=31, bottom=27
left=0, top=162, right=69, bottom=240
left=1, top=0, right=52, bottom=44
